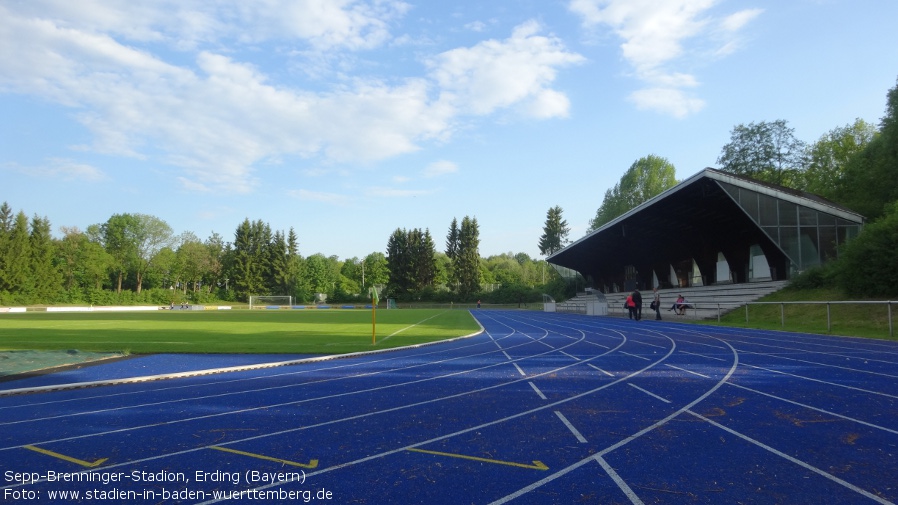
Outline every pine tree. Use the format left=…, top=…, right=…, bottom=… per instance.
left=29, top=215, right=61, bottom=301
left=1, top=212, right=32, bottom=296
left=538, top=206, right=570, bottom=256
left=454, top=216, right=481, bottom=298
left=232, top=219, right=269, bottom=300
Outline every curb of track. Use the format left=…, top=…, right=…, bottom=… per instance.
left=0, top=317, right=486, bottom=398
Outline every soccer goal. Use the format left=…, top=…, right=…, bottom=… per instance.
left=248, top=295, right=294, bottom=310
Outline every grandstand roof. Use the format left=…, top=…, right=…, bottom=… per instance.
left=547, top=168, right=864, bottom=286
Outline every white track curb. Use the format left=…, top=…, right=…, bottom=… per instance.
left=0, top=324, right=485, bottom=397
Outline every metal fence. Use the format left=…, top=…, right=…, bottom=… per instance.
left=741, top=300, right=895, bottom=337
left=606, top=300, right=895, bottom=338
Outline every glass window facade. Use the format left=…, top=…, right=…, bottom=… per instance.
left=719, top=181, right=862, bottom=274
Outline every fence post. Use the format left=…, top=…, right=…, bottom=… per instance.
left=745, top=303, right=749, bottom=324
left=780, top=303, right=785, bottom=328
left=826, top=303, right=831, bottom=333
left=889, top=301, right=893, bottom=338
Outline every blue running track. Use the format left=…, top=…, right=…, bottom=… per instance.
left=1, top=311, right=896, bottom=504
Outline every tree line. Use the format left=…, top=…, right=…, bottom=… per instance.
left=0, top=206, right=559, bottom=307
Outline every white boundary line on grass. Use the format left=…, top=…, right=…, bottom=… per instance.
left=0, top=312, right=486, bottom=398
left=377, top=311, right=448, bottom=344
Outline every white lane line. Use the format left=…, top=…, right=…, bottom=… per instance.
left=502, top=350, right=513, bottom=360
left=628, top=383, right=671, bottom=404
left=512, top=362, right=527, bottom=376
left=554, top=411, right=588, bottom=443
left=596, top=455, right=645, bottom=505
left=664, top=364, right=710, bottom=379
left=488, top=454, right=596, bottom=505
left=620, top=351, right=651, bottom=361
left=679, top=350, right=726, bottom=362
left=588, top=363, right=614, bottom=377
left=727, top=382, right=898, bottom=436
left=559, top=351, right=581, bottom=361
left=632, top=340, right=667, bottom=349
left=528, top=382, right=547, bottom=400
left=688, top=410, right=893, bottom=505
left=740, top=363, right=898, bottom=400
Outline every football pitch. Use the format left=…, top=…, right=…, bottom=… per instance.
left=0, top=309, right=483, bottom=355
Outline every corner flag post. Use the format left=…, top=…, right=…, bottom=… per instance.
left=371, top=287, right=379, bottom=345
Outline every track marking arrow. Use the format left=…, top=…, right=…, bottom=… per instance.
left=24, top=445, right=108, bottom=468
left=210, top=446, right=318, bottom=468
left=408, top=448, right=548, bottom=470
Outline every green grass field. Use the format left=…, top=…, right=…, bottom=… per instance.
left=0, top=309, right=482, bottom=354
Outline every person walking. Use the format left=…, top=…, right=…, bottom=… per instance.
left=652, top=287, right=662, bottom=320
left=632, top=289, right=642, bottom=321
left=625, top=293, right=636, bottom=319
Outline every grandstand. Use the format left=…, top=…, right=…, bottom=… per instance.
left=545, top=168, right=864, bottom=321
left=547, top=168, right=864, bottom=293
left=553, top=281, right=788, bottom=320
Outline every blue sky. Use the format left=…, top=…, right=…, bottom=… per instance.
left=2, top=1, right=897, bottom=260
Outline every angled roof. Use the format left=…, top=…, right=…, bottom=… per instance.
left=547, top=168, right=864, bottom=281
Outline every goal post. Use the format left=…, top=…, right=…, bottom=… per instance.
left=248, top=295, right=294, bottom=309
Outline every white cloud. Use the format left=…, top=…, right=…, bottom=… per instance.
left=464, top=21, right=488, bottom=32
left=720, top=8, right=764, bottom=33
left=628, top=87, right=705, bottom=118
left=6, top=0, right=410, bottom=51
left=365, top=186, right=431, bottom=198
left=524, top=89, right=573, bottom=119
left=427, top=20, right=584, bottom=117
left=422, top=160, right=458, bottom=178
left=568, top=0, right=761, bottom=117
left=0, top=6, right=583, bottom=195
left=3, top=158, right=106, bottom=182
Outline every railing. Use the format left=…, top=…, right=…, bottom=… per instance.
left=608, top=300, right=896, bottom=337
left=743, top=300, right=895, bottom=337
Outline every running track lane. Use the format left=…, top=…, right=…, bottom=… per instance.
left=1, top=310, right=896, bottom=504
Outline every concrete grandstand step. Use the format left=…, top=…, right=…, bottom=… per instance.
left=600, top=280, right=789, bottom=320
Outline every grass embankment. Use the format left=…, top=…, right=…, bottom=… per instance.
left=0, top=309, right=482, bottom=354
left=699, top=288, right=896, bottom=340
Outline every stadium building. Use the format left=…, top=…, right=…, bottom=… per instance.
left=547, top=168, right=865, bottom=294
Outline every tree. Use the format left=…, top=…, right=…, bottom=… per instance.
left=837, top=78, right=898, bottom=220
left=413, top=229, right=437, bottom=290
left=717, top=120, right=808, bottom=187
left=445, top=218, right=459, bottom=261
left=304, top=253, right=333, bottom=296
left=588, top=155, right=678, bottom=231
left=131, top=214, right=175, bottom=294
left=177, top=233, right=212, bottom=295
left=0, top=211, right=32, bottom=297
left=833, top=202, right=898, bottom=297
left=0, top=203, right=15, bottom=293
left=362, top=252, right=389, bottom=291
left=267, top=230, right=291, bottom=295
left=453, top=216, right=481, bottom=298
left=29, top=214, right=61, bottom=301
left=231, top=219, right=270, bottom=300
left=94, top=214, right=140, bottom=294
left=538, top=205, right=570, bottom=256
left=205, top=232, right=228, bottom=295
left=801, top=119, right=878, bottom=199
left=386, top=228, right=437, bottom=296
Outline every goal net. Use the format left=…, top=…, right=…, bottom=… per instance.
left=249, top=295, right=294, bottom=310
